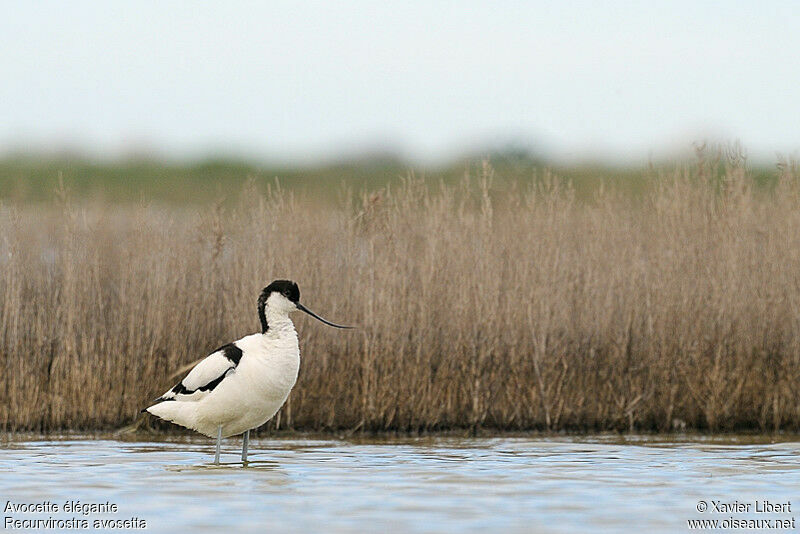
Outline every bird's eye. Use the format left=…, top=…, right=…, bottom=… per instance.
left=283, top=290, right=291, bottom=297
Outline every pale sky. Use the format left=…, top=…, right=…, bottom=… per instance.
left=2, top=1, right=799, bottom=164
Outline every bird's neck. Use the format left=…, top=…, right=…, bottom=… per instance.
left=260, top=306, right=295, bottom=334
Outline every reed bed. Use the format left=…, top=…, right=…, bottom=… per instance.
left=2, top=158, right=800, bottom=434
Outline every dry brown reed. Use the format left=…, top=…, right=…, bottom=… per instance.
left=2, top=157, right=800, bottom=434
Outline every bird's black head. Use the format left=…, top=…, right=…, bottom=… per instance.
left=256, top=279, right=353, bottom=333
left=262, top=279, right=300, bottom=303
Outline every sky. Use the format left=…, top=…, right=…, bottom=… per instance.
left=2, top=1, right=799, bottom=165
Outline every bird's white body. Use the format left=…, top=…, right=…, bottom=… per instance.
left=146, top=294, right=301, bottom=438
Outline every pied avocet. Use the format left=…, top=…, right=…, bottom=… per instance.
left=143, top=280, right=352, bottom=464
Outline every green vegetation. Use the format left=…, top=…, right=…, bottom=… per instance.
left=0, top=147, right=782, bottom=205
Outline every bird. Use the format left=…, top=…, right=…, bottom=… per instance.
left=143, top=280, right=352, bottom=464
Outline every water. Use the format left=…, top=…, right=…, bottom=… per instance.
left=1, top=435, right=798, bottom=533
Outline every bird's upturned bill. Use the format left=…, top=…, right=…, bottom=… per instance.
left=296, top=303, right=354, bottom=329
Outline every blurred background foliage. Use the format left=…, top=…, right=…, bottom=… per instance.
left=0, top=148, right=783, bottom=206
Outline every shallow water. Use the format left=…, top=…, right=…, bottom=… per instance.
left=1, top=435, right=798, bottom=533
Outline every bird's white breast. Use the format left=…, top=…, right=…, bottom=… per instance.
left=195, top=328, right=300, bottom=437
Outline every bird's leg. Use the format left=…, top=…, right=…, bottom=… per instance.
left=214, top=425, right=222, bottom=465
left=241, top=430, right=250, bottom=464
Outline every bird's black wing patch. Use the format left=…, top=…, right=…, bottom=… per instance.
left=218, top=343, right=243, bottom=365
left=148, top=342, right=244, bottom=405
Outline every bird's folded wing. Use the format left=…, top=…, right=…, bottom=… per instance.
left=154, top=344, right=242, bottom=403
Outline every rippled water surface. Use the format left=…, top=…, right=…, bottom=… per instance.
left=1, top=435, right=798, bottom=533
